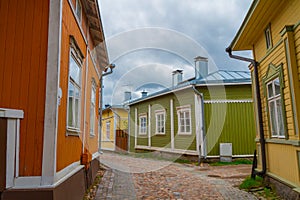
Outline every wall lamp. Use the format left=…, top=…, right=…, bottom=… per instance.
left=102, top=63, right=116, bottom=77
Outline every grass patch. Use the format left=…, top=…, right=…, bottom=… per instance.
left=209, top=159, right=252, bottom=166
left=239, top=176, right=280, bottom=199
left=239, top=176, right=263, bottom=190
left=174, top=158, right=193, bottom=164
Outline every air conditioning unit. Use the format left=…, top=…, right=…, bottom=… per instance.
left=220, top=143, right=232, bottom=162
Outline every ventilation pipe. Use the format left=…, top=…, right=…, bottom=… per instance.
left=124, top=91, right=132, bottom=102
left=226, top=47, right=266, bottom=177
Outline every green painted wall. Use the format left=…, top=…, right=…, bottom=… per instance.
left=129, top=84, right=256, bottom=156
left=204, top=102, right=256, bottom=156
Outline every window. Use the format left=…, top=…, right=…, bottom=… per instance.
left=265, top=25, right=272, bottom=50
left=90, top=81, right=96, bottom=136
left=267, top=78, right=284, bottom=137
left=75, top=0, right=82, bottom=22
left=177, top=106, right=192, bottom=135
left=155, top=110, right=165, bottom=134
left=106, top=121, right=110, bottom=140
left=67, top=47, right=82, bottom=133
left=139, top=114, right=147, bottom=135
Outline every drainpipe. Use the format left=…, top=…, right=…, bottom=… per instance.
left=225, top=47, right=266, bottom=176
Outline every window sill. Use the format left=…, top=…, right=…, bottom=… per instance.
left=66, top=127, right=81, bottom=137
left=154, top=133, right=166, bottom=135
left=177, top=132, right=192, bottom=136
left=138, top=133, right=147, bottom=136
left=90, top=134, right=96, bottom=138
left=265, top=138, right=300, bottom=146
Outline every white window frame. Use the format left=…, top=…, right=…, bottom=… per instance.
left=267, top=77, right=285, bottom=138
left=139, top=114, right=147, bottom=135
left=75, top=0, right=82, bottom=23
left=177, top=105, right=192, bottom=135
left=155, top=110, right=166, bottom=135
left=265, top=25, right=272, bottom=50
left=66, top=46, right=82, bottom=135
left=105, top=121, right=110, bottom=141
left=90, top=80, right=96, bottom=137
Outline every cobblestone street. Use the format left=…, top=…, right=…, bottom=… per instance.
left=95, top=152, right=258, bottom=200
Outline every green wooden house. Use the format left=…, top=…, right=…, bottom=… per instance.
left=128, top=58, right=256, bottom=158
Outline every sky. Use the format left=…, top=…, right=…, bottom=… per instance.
left=98, top=0, right=253, bottom=106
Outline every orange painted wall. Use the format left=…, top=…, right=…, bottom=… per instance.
left=0, top=0, right=49, bottom=176
left=84, top=53, right=100, bottom=155
left=56, top=0, right=87, bottom=172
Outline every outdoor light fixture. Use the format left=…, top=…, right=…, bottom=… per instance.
left=103, top=63, right=116, bottom=74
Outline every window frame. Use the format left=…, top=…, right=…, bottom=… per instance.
left=176, top=105, right=192, bottom=135
left=139, top=114, right=147, bottom=135
left=265, top=24, right=273, bottom=50
left=155, top=110, right=166, bottom=135
left=267, top=78, right=285, bottom=138
left=66, top=46, right=83, bottom=135
left=263, top=63, right=287, bottom=139
left=89, top=80, right=97, bottom=137
left=105, top=121, right=110, bottom=141
left=75, top=0, right=82, bottom=23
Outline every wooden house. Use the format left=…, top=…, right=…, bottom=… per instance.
left=227, top=0, right=300, bottom=198
left=128, top=59, right=256, bottom=160
left=0, top=0, right=108, bottom=199
left=101, top=105, right=129, bottom=151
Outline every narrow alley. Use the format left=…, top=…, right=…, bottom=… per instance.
left=95, top=152, right=257, bottom=200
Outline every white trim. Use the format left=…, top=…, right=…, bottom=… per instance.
left=204, top=99, right=253, bottom=104
left=194, top=94, right=200, bottom=156
left=176, top=105, right=192, bottom=135
left=15, top=119, right=20, bottom=178
left=41, top=0, right=63, bottom=186
left=170, top=99, right=174, bottom=150
left=134, top=108, right=137, bottom=147
left=13, top=163, right=84, bottom=189
left=154, top=109, right=166, bottom=135
left=92, top=151, right=100, bottom=160
left=82, top=32, right=89, bottom=153
left=0, top=108, right=24, bottom=118
left=148, top=105, right=151, bottom=147
left=6, top=119, right=17, bottom=188
left=138, top=113, right=147, bottom=135
left=54, top=161, right=81, bottom=183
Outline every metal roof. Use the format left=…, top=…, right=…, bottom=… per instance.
left=129, top=70, right=251, bottom=105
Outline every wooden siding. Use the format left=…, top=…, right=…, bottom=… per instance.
left=0, top=0, right=49, bottom=176
left=84, top=53, right=99, bottom=155
left=200, top=85, right=252, bottom=100
left=204, top=102, right=256, bottom=156
left=56, top=0, right=88, bottom=172
left=266, top=143, right=300, bottom=186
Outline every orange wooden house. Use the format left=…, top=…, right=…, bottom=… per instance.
left=0, top=0, right=109, bottom=199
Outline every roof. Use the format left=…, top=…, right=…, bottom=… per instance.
left=129, top=70, right=251, bottom=105
left=102, top=105, right=129, bottom=112
left=229, top=0, right=285, bottom=50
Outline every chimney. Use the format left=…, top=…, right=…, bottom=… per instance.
left=124, top=91, right=131, bottom=102
left=141, top=91, right=148, bottom=98
left=172, top=69, right=183, bottom=87
left=194, top=56, right=208, bottom=79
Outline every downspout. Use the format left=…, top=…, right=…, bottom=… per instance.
left=225, top=47, right=266, bottom=176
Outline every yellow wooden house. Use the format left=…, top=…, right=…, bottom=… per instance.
left=101, top=105, right=129, bottom=151
left=227, top=0, right=300, bottom=198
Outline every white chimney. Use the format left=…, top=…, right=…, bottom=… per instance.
left=194, top=56, right=208, bottom=79
left=172, top=70, right=183, bottom=87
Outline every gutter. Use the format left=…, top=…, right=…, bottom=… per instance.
left=225, top=47, right=266, bottom=177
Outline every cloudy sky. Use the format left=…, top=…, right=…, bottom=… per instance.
left=98, top=0, right=253, bottom=106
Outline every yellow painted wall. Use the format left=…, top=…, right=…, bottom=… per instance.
left=249, top=0, right=300, bottom=187
left=101, top=107, right=128, bottom=150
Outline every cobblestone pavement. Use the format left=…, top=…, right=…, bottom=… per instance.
left=95, top=152, right=258, bottom=200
